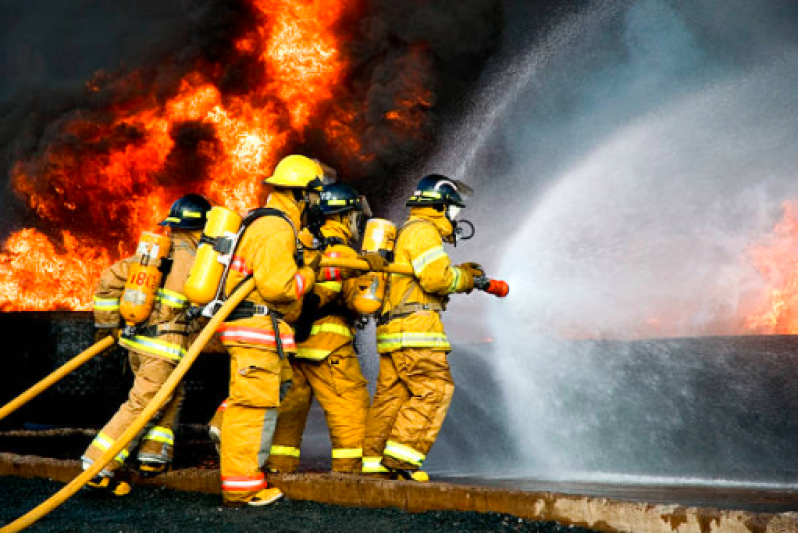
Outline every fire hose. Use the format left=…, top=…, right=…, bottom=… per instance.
left=0, top=336, right=116, bottom=424
left=318, top=257, right=510, bottom=297
left=0, top=277, right=255, bottom=533
left=0, top=259, right=504, bottom=426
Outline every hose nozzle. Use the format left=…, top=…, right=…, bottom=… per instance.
left=474, top=275, right=510, bottom=298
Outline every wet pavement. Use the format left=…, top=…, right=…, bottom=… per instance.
left=437, top=477, right=798, bottom=514
left=0, top=477, right=597, bottom=533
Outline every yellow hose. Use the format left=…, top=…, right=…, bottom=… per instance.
left=319, top=257, right=413, bottom=276
left=0, top=336, right=116, bottom=424
left=0, top=277, right=255, bottom=533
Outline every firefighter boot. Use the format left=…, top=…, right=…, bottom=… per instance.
left=138, top=459, right=168, bottom=478
left=389, top=467, right=430, bottom=482
left=247, top=487, right=284, bottom=507
left=86, top=475, right=132, bottom=496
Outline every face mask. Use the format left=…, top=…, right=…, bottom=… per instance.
left=446, top=204, right=462, bottom=221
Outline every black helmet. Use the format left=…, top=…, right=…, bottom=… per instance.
left=405, top=174, right=468, bottom=208
left=320, top=183, right=372, bottom=217
left=159, top=194, right=212, bottom=230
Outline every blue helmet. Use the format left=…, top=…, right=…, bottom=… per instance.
left=319, top=183, right=371, bottom=216
left=159, top=194, right=212, bottom=230
left=405, top=174, right=468, bottom=208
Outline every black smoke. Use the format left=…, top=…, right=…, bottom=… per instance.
left=0, top=0, right=575, bottom=244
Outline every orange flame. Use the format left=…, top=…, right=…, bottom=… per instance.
left=0, top=0, right=358, bottom=311
left=744, top=201, right=798, bottom=334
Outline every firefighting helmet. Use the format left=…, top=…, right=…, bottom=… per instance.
left=159, top=194, right=212, bottom=230
left=263, top=154, right=325, bottom=191
left=405, top=174, right=470, bottom=208
left=319, top=183, right=372, bottom=217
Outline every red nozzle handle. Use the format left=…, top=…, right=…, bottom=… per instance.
left=485, top=279, right=509, bottom=298
left=473, top=275, right=509, bottom=297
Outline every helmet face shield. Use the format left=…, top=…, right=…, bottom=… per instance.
left=348, top=210, right=366, bottom=241
left=359, top=196, right=373, bottom=218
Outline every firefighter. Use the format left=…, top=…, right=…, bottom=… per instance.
left=265, top=182, right=386, bottom=474
left=216, top=154, right=323, bottom=508
left=361, top=174, right=483, bottom=481
left=82, top=193, right=212, bottom=495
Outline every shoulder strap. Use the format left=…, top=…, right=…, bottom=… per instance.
left=382, top=218, right=434, bottom=321
left=220, top=207, right=302, bottom=306
left=243, top=207, right=297, bottom=237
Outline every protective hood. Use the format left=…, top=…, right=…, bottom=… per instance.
left=409, top=206, right=453, bottom=239
left=266, top=189, right=303, bottom=230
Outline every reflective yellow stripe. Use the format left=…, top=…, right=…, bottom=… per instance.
left=331, top=447, right=362, bottom=459
left=93, top=297, right=120, bottom=311
left=447, top=267, right=462, bottom=294
left=143, top=426, right=174, bottom=445
left=376, top=332, right=451, bottom=352
left=270, top=445, right=300, bottom=458
left=91, top=432, right=129, bottom=463
left=309, top=323, right=352, bottom=337
left=317, top=281, right=343, bottom=292
left=119, top=336, right=185, bottom=362
left=156, top=288, right=189, bottom=309
left=384, top=440, right=425, bottom=467
left=412, top=246, right=447, bottom=275
left=295, top=348, right=331, bottom=360
left=361, top=457, right=389, bottom=473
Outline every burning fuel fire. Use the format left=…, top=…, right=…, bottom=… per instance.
left=744, top=201, right=798, bottom=335
left=0, top=0, right=435, bottom=311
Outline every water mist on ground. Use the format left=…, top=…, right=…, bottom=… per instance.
left=419, top=0, right=798, bottom=484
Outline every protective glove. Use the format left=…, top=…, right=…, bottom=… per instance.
left=457, top=262, right=485, bottom=278
left=94, top=327, right=120, bottom=344
left=305, top=250, right=323, bottom=272
left=360, top=252, right=389, bottom=271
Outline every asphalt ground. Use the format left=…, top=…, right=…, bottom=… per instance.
left=0, top=477, right=598, bottom=533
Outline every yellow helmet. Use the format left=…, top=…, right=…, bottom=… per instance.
left=263, top=155, right=325, bottom=191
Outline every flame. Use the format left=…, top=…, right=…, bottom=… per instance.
left=0, top=0, right=359, bottom=311
left=744, top=201, right=798, bottom=334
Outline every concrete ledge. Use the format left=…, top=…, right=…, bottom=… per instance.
left=1, top=453, right=796, bottom=533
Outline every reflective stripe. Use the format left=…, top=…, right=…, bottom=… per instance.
left=119, top=335, right=186, bottom=363
left=376, top=332, right=451, bottom=352
left=295, top=347, right=331, bottom=360
left=156, top=288, right=189, bottom=309
left=384, top=440, right=425, bottom=467
left=332, top=447, right=362, bottom=459
left=309, top=323, right=352, bottom=337
left=322, top=251, right=342, bottom=281
left=447, top=267, right=462, bottom=294
left=316, top=281, right=343, bottom=292
left=217, top=325, right=297, bottom=350
left=294, top=272, right=308, bottom=298
left=412, top=246, right=446, bottom=275
left=221, top=473, right=267, bottom=492
left=143, top=426, right=174, bottom=446
left=217, top=400, right=228, bottom=412
left=361, top=456, right=389, bottom=473
left=93, top=296, right=120, bottom=311
left=230, top=255, right=252, bottom=275
left=270, top=445, right=300, bottom=458
left=90, top=432, right=129, bottom=464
